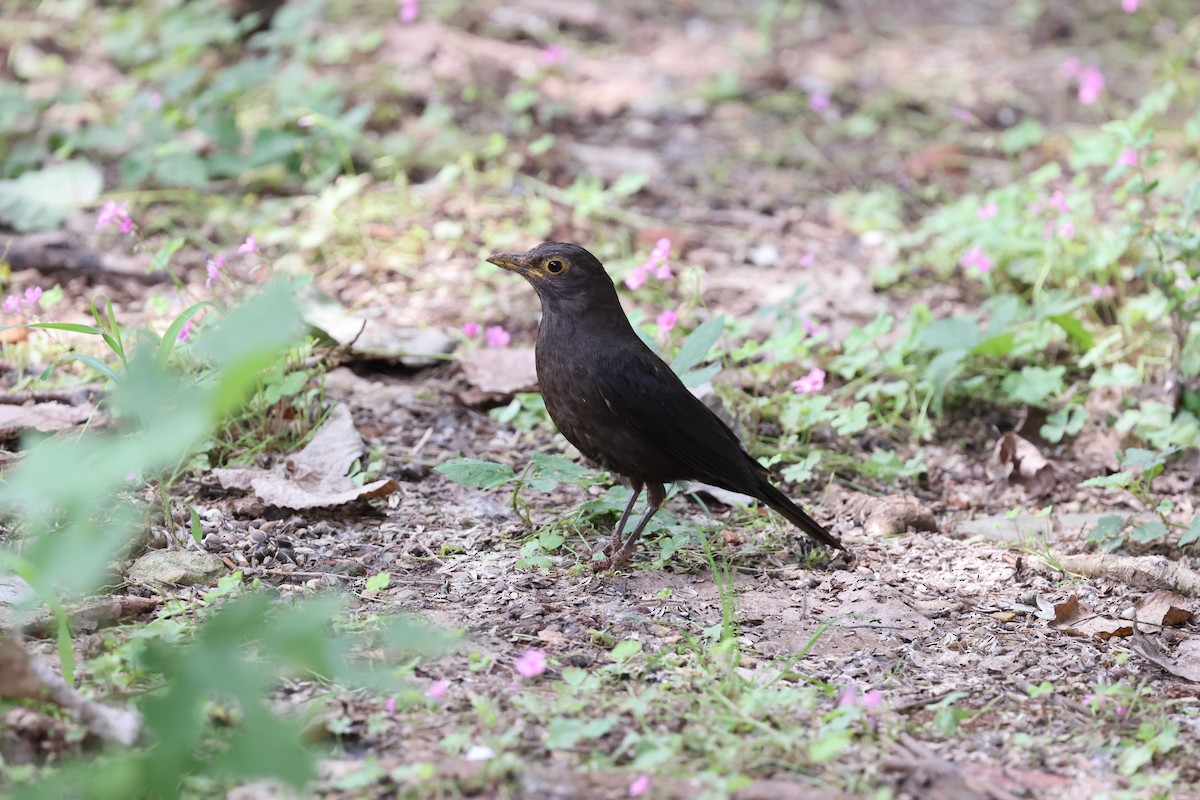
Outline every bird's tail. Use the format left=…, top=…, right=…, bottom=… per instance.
left=755, top=478, right=845, bottom=551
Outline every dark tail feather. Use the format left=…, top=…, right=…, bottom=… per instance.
left=754, top=478, right=844, bottom=551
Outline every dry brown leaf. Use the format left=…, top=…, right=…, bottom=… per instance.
left=0, top=401, right=96, bottom=440
left=1134, top=590, right=1194, bottom=627
left=1131, top=634, right=1200, bottom=683
left=992, top=431, right=1057, bottom=494
left=1046, top=594, right=1132, bottom=640
left=214, top=403, right=399, bottom=510
left=0, top=629, right=44, bottom=700
left=459, top=347, right=538, bottom=398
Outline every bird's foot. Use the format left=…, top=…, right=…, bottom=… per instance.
left=592, top=538, right=639, bottom=573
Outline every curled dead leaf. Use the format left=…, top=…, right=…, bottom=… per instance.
left=1131, top=634, right=1200, bottom=683
left=1134, top=590, right=1194, bottom=628
left=214, top=403, right=399, bottom=510
left=992, top=431, right=1057, bottom=495
left=1045, top=594, right=1133, bottom=640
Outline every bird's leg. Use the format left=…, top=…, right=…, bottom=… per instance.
left=595, top=483, right=665, bottom=572
left=602, top=481, right=643, bottom=557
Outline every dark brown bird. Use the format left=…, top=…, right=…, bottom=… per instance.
left=487, top=242, right=844, bottom=570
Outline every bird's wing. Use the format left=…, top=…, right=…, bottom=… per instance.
left=594, top=347, right=758, bottom=487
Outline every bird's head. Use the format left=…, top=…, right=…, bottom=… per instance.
left=486, top=242, right=618, bottom=312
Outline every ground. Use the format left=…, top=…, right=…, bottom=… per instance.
left=1, top=1, right=1199, bottom=799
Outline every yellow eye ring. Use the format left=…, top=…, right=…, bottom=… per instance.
left=546, top=259, right=565, bottom=274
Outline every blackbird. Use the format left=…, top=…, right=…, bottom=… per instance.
left=487, top=242, right=844, bottom=570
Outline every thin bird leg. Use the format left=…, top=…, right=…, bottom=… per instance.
left=595, top=483, right=665, bottom=572
left=604, top=481, right=643, bottom=556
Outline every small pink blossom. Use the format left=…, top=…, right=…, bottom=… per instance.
left=656, top=309, right=677, bottom=334
left=651, top=238, right=671, bottom=262
left=397, top=0, right=419, bottom=23
left=1118, top=147, right=1138, bottom=168
left=628, top=775, right=651, bottom=797
left=799, top=252, right=816, bottom=267
left=654, top=261, right=673, bottom=280
left=297, top=115, right=315, bottom=128
left=1057, top=221, right=1075, bottom=238
left=96, top=200, right=133, bottom=233
left=514, top=648, right=547, bottom=678
left=977, top=202, right=998, bottom=220
left=837, top=685, right=858, bottom=708
left=861, top=690, right=884, bottom=711
left=463, top=322, right=480, bottom=337
left=2, top=295, right=21, bottom=313
left=624, top=266, right=648, bottom=291
left=791, top=368, right=826, bottom=394
left=22, top=287, right=42, bottom=307
left=1078, top=67, right=1105, bottom=105
left=383, top=696, right=397, bottom=714
left=485, top=325, right=511, bottom=348
left=1060, top=58, right=1082, bottom=77
left=809, top=90, right=830, bottom=112
left=146, top=91, right=163, bottom=110
left=237, top=234, right=259, bottom=256
left=959, top=246, right=993, bottom=273
left=950, top=106, right=977, bottom=123
left=1090, top=284, right=1114, bottom=299
left=1122, top=0, right=1139, bottom=11
left=538, top=43, right=565, bottom=67
left=802, top=318, right=821, bottom=336
left=425, top=679, right=450, bottom=699
left=1049, top=190, right=1070, bottom=213
left=176, top=320, right=192, bottom=342
left=205, top=254, right=226, bottom=289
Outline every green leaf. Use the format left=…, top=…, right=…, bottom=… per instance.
left=189, top=504, right=203, bottom=544
left=24, top=322, right=103, bottom=335
left=1000, top=118, right=1045, bottom=155
left=154, top=152, right=210, bottom=187
left=918, top=316, right=982, bottom=352
left=1179, top=517, right=1200, bottom=547
left=671, top=315, right=725, bottom=377
left=1049, top=314, right=1095, bottom=351
left=365, top=572, right=391, bottom=592
left=1001, top=365, right=1066, bottom=407
left=157, top=301, right=216, bottom=368
left=434, top=458, right=515, bottom=489
left=678, top=362, right=722, bottom=388
left=0, top=161, right=103, bottom=231
left=1080, top=471, right=1137, bottom=490
left=1129, top=522, right=1167, bottom=544
left=150, top=237, right=186, bottom=272
left=610, top=639, right=642, bottom=662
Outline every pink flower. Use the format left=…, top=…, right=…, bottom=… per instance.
left=656, top=309, right=677, bottom=334
left=809, top=90, right=830, bottom=112
left=628, top=775, right=651, bottom=797
left=791, top=368, right=826, bottom=394
left=654, top=261, right=673, bottom=280
left=538, top=43, right=565, bottom=67
left=22, top=287, right=42, bottom=307
left=146, top=92, right=163, bottom=110
left=1122, top=0, right=1139, bottom=11
left=425, top=679, right=450, bottom=699
left=1060, top=58, right=1082, bottom=77
left=1078, top=67, right=1105, bottom=105
left=802, top=318, right=820, bottom=336
left=1049, top=190, right=1070, bottom=213
left=463, top=322, right=480, bottom=337
left=177, top=320, right=192, bottom=342
left=205, top=254, right=226, bottom=289
left=624, top=266, right=647, bottom=290
left=514, top=648, right=547, bottom=677
left=1090, top=284, right=1114, bottom=299
left=383, top=696, right=397, bottom=714
left=397, top=0, right=418, bottom=23
left=1118, top=147, right=1138, bottom=168
left=651, top=238, right=671, bottom=262
left=485, top=325, right=511, bottom=347
left=237, top=234, right=259, bottom=255
left=977, top=202, right=998, bottom=220
left=799, top=252, right=815, bottom=267
left=837, top=685, right=858, bottom=708
left=2, top=295, right=21, bottom=313
left=861, top=690, right=884, bottom=711
left=1057, top=221, right=1075, bottom=239
left=297, top=115, right=315, bottom=128
left=96, top=200, right=133, bottom=232
left=959, top=246, right=993, bottom=273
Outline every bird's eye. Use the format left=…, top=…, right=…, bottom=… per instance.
left=546, top=259, right=565, bottom=274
